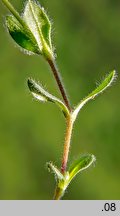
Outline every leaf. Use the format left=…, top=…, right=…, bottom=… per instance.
left=69, top=154, right=96, bottom=182
left=47, top=162, right=70, bottom=199
left=50, top=155, right=95, bottom=198
left=47, top=162, right=64, bottom=181
left=3, top=0, right=53, bottom=58
left=6, top=15, right=40, bottom=54
left=28, top=78, right=70, bottom=117
left=23, top=0, right=53, bottom=58
left=47, top=155, right=96, bottom=199
left=72, top=70, right=117, bottom=122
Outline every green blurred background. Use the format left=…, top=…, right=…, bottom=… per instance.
left=0, top=0, right=120, bottom=200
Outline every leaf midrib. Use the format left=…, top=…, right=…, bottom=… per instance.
left=29, top=1, right=43, bottom=51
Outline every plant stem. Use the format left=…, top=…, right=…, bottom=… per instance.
left=53, top=115, right=73, bottom=200
left=61, top=115, right=73, bottom=173
left=47, top=58, right=71, bottom=112
left=2, top=0, right=24, bottom=26
left=47, top=60, right=73, bottom=199
left=53, top=186, right=64, bottom=200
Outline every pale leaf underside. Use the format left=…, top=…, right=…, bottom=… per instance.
left=28, top=78, right=69, bottom=117
left=47, top=162, right=64, bottom=181
left=23, top=0, right=52, bottom=55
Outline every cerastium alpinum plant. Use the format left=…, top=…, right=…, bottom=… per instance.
left=1, top=0, right=117, bottom=200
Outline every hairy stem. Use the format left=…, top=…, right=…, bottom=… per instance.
left=61, top=115, right=73, bottom=173
left=47, top=59, right=73, bottom=199
left=47, top=59, right=71, bottom=112
left=47, top=59, right=73, bottom=200
left=53, top=115, right=73, bottom=200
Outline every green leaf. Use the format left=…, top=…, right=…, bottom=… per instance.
left=23, top=0, right=53, bottom=59
left=72, top=70, right=117, bottom=122
left=3, top=0, right=53, bottom=58
left=47, top=162, right=70, bottom=199
left=47, top=155, right=95, bottom=199
left=28, top=78, right=70, bottom=117
left=51, top=155, right=95, bottom=199
left=47, top=162, right=64, bottom=181
left=6, top=15, right=40, bottom=54
left=69, top=154, right=96, bottom=182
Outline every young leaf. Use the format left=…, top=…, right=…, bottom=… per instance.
left=28, top=78, right=70, bottom=117
left=23, top=0, right=53, bottom=59
left=47, top=162, right=64, bottom=181
left=69, top=154, right=96, bottom=182
left=6, top=15, right=40, bottom=54
left=2, top=0, right=53, bottom=58
left=53, top=154, right=96, bottom=199
left=47, top=162, right=70, bottom=199
left=72, top=70, right=117, bottom=122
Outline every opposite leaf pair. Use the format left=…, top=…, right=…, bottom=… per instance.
left=28, top=70, right=116, bottom=121
left=47, top=154, right=96, bottom=199
left=5, top=0, right=53, bottom=58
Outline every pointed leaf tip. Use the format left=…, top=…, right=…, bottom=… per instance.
left=28, top=78, right=70, bottom=117
left=72, top=70, right=117, bottom=122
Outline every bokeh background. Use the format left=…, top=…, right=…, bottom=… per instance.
left=0, top=0, right=120, bottom=200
